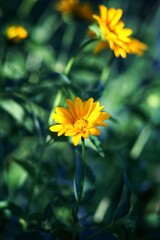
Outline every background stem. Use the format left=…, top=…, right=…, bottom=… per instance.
left=64, top=38, right=97, bottom=76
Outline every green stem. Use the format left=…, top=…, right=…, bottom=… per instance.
left=64, top=38, right=97, bottom=76
left=72, top=137, right=87, bottom=240
left=75, top=137, right=86, bottom=215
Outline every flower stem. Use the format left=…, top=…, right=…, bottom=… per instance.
left=64, top=38, right=97, bottom=76
left=75, top=137, right=86, bottom=215
left=72, top=138, right=86, bottom=240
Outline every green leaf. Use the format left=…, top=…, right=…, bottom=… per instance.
left=87, top=136, right=105, bottom=158
left=4, top=161, right=27, bottom=191
left=113, top=172, right=132, bottom=221
left=0, top=99, right=25, bottom=124
left=13, top=158, right=36, bottom=178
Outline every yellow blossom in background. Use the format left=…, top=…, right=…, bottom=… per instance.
left=92, top=5, right=132, bottom=58
left=55, top=0, right=94, bottom=22
left=6, top=25, right=28, bottom=43
left=89, top=5, right=148, bottom=58
left=50, top=97, right=110, bottom=146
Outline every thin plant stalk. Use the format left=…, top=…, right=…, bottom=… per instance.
left=64, top=38, right=97, bottom=76
left=72, top=137, right=87, bottom=240
left=75, top=137, right=86, bottom=215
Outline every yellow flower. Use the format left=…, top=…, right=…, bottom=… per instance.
left=6, top=25, right=28, bottom=43
left=126, top=38, right=148, bottom=56
left=50, top=97, right=110, bottom=146
left=91, top=5, right=133, bottom=58
left=55, top=0, right=94, bottom=22
left=89, top=5, right=147, bottom=58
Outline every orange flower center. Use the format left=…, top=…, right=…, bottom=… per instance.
left=73, top=118, right=88, bottom=130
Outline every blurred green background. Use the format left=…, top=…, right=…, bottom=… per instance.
left=0, top=0, right=160, bottom=239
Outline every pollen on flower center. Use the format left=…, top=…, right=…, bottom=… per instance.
left=73, top=118, right=88, bottom=130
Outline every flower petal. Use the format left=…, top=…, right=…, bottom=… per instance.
left=89, top=128, right=101, bottom=135
left=65, top=128, right=78, bottom=136
left=96, top=112, right=110, bottom=124
left=74, top=97, right=84, bottom=117
left=94, top=41, right=108, bottom=54
left=55, top=107, right=74, bottom=123
left=72, top=134, right=82, bottom=146
left=50, top=124, right=63, bottom=132
left=99, top=5, right=108, bottom=21
left=109, top=9, right=123, bottom=28
left=84, top=98, right=94, bottom=118
left=82, top=129, right=89, bottom=138
left=66, top=99, right=77, bottom=119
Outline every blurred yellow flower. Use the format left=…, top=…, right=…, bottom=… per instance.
left=6, top=25, right=28, bottom=43
left=55, top=0, right=94, bottom=22
left=91, top=5, right=132, bottom=58
left=89, top=5, right=147, bottom=58
left=50, top=97, right=110, bottom=146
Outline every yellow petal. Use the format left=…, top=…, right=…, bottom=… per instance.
left=82, top=129, right=89, bottom=138
left=55, top=107, right=73, bottom=123
left=58, top=128, right=67, bottom=136
left=107, top=8, right=116, bottom=22
left=83, top=98, right=94, bottom=118
left=66, top=99, right=77, bottom=119
left=109, top=9, right=123, bottom=28
left=87, top=102, right=102, bottom=122
left=119, top=48, right=127, bottom=58
left=53, top=114, right=70, bottom=124
left=50, top=124, right=63, bottom=132
left=74, top=97, right=84, bottom=117
left=97, top=112, right=110, bottom=122
left=72, top=134, right=82, bottom=146
left=89, top=128, right=101, bottom=135
left=65, top=128, right=78, bottom=136
left=87, top=112, right=99, bottom=123
left=115, top=21, right=125, bottom=30
left=118, top=29, right=132, bottom=42
left=99, top=5, right=108, bottom=21
left=93, top=14, right=101, bottom=23
left=94, top=41, right=108, bottom=54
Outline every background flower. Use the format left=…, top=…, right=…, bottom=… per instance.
left=5, top=25, right=28, bottom=43
left=89, top=5, right=148, bottom=58
left=55, top=0, right=94, bottom=22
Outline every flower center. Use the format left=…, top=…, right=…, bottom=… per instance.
left=73, top=118, right=88, bottom=130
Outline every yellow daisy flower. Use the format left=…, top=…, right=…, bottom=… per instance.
left=6, top=25, right=28, bottom=43
left=50, top=97, right=110, bottom=146
left=91, top=5, right=133, bottom=58
left=55, top=0, right=94, bottom=22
